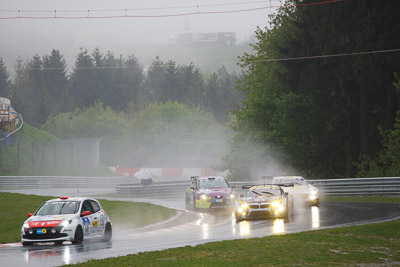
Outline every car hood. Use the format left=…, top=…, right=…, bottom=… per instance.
left=25, top=214, right=76, bottom=228
left=283, top=184, right=318, bottom=194
left=243, top=195, right=281, bottom=203
left=197, top=187, right=232, bottom=196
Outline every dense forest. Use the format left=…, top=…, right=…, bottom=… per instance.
left=0, top=0, right=400, bottom=179
left=0, top=49, right=242, bottom=126
left=223, top=0, right=400, bottom=179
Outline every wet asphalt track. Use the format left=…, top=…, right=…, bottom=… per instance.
left=1, top=188, right=400, bottom=267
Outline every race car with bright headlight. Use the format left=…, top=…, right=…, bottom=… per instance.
left=185, top=176, right=236, bottom=210
left=21, top=196, right=112, bottom=246
left=272, top=176, right=319, bottom=206
left=235, top=184, right=293, bottom=221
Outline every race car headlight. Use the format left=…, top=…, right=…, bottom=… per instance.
left=200, top=194, right=208, bottom=200
left=230, top=194, right=235, bottom=199
left=240, top=203, right=249, bottom=209
left=60, top=219, right=72, bottom=227
left=272, top=201, right=280, bottom=208
left=23, top=223, right=29, bottom=228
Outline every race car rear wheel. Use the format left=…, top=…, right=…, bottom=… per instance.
left=192, top=196, right=197, bottom=210
left=72, top=225, right=83, bottom=244
left=185, top=196, right=191, bottom=210
left=102, top=222, right=112, bottom=242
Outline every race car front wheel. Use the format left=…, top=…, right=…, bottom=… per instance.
left=22, top=241, right=33, bottom=246
left=72, top=225, right=83, bottom=244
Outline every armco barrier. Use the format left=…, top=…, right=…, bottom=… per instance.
left=311, top=177, right=400, bottom=196
left=0, top=176, right=133, bottom=189
left=115, top=177, right=400, bottom=197
left=1, top=176, right=400, bottom=197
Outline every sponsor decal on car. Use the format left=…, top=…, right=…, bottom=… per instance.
left=37, top=229, right=47, bottom=234
left=28, top=220, right=62, bottom=228
left=82, top=217, right=90, bottom=225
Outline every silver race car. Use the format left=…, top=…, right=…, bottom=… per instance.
left=272, top=176, right=320, bottom=206
left=21, top=196, right=112, bottom=246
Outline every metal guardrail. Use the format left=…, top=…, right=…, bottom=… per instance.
left=0, top=176, right=133, bottom=189
left=311, top=177, right=400, bottom=196
left=1, top=176, right=400, bottom=197
left=115, top=177, right=400, bottom=197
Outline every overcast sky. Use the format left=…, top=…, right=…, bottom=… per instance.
left=0, top=0, right=278, bottom=72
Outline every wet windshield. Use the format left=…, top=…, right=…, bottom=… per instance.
left=36, top=201, right=80, bottom=215
left=198, top=179, right=229, bottom=189
left=274, top=178, right=307, bottom=186
left=247, top=188, right=280, bottom=197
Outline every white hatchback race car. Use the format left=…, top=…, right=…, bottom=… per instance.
left=272, top=176, right=319, bottom=206
left=21, top=196, right=112, bottom=246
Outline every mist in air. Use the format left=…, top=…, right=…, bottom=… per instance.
left=0, top=0, right=276, bottom=73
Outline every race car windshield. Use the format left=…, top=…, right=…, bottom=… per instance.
left=247, top=189, right=280, bottom=197
left=198, top=179, right=229, bottom=189
left=36, top=201, right=80, bottom=215
left=275, top=179, right=307, bottom=186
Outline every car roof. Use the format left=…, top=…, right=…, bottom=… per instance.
left=273, top=176, right=305, bottom=180
left=46, top=197, right=95, bottom=203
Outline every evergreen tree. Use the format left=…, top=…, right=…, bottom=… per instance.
left=42, top=50, right=70, bottom=114
left=0, top=58, right=11, bottom=98
left=145, top=57, right=167, bottom=104
left=70, top=48, right=96, bottom=108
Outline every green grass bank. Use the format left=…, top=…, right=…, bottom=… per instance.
left=0, top=192, right=175, bottom=243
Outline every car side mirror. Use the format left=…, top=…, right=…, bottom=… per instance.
left=27, top=213, right=32, bottom=218
left=239, top=194, right=244, bottom=198
left=284, top=192, right=289, bottom=196
left=81, top=211, right=91, bottom=217
left=190, top=186, right=194, bottom=190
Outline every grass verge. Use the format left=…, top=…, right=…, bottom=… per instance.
left=0, top=192, right=175, bottom=244
left=75, top=196, right=400, bottom=266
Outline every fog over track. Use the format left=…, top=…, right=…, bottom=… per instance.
left=1, top=187, right=400, bottom=267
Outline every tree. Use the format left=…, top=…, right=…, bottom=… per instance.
left=70, top=48, right=96, bottom=108
left=357, top=74, right=400, bottom=177
left=41, top=101, right=127, bottom=139
left=11, top=55, right=44, bottom=126
left=227, top=0, right=400, bottom=179
left=205, top=66, right=242, bottom=123
left=145, top=57, right=168, bottom=104
left=0, top=58, right=11, bottom=98
left=42, top=49, right=70, bottom=114
left=121, top=101, right=226, bottom=167
left=177, top=64, right=205, bottom=106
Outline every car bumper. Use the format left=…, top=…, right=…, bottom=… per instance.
left=195, top=199, right=233, bottom=209
left=292, top=194, right=319, bottom=205
left=238, top=209, right=281, bottom=219
left=21, top=226, right=73, bottom=243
